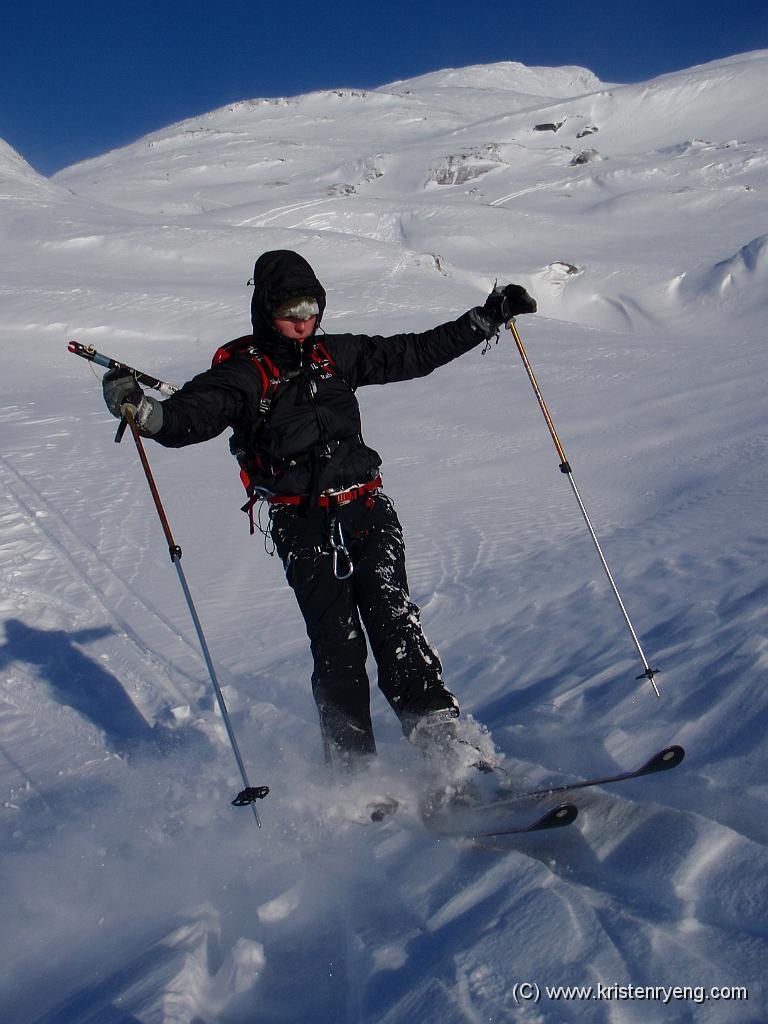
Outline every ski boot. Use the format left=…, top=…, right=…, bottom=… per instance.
left=400, top=694, right=511, bottom=817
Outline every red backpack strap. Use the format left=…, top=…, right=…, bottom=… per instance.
left=211, top=335, right=278, bottom=406
left=310, top=339, right=337, bottom=373
left=212, top=337, right=288, bottom=534
left=254, top=352, right=281, bottom=415
left=211, top=335, right=254, bottom=367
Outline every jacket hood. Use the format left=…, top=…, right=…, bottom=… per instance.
left=250, top=250, right=327, bottom=341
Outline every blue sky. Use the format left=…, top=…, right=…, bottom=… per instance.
left=2, top=1, right=766, bottom=176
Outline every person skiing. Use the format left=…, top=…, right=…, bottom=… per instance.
left=103, top=249, right=536, bottom=773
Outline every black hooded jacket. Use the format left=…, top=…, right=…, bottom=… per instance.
left=153, top=250, right=495, bottom=497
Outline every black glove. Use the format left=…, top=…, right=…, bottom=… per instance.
left=103, top=368, right=163, bottom=434
left=481, top=283, right=537, bottom=325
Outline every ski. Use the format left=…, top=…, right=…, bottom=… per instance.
left=426, top=801, right=578, bottom=837
left=466, top=744, right=685, bottom=815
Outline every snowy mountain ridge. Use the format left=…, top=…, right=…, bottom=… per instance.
left=1, top=52, right=767, bottom=1023
left=46, top=49, right=768, bottom=338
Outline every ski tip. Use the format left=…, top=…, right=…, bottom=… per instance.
left=471, top=801, right=579, bottom=838
left=664, top=744, right=685, bottom=766
left=532, top=802, right=579, bottom=830
left=642, top=745, right=685, bottom=775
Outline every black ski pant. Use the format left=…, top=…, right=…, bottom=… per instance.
left=270, top=493, right=450, bottom=762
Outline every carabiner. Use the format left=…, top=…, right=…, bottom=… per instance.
left=329, top=516, right=354, bottom=579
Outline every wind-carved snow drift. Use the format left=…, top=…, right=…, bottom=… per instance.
left=1, top=50, right=768, bottom=1024
left=672, top=233, right=768, bottom=311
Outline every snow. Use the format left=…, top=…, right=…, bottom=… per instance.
left=2, top=51, right=768, bottom=1022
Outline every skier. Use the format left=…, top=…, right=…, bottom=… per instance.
left=103, top=250, right=536, bottom=774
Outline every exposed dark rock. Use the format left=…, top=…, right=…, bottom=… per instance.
left=570, top=149, right=602, bottom=166
left=576, top=126, right=599, bottom=138
left=427, top=145, right=502, bottom=186
left=534, top=121, right=565, bottom=133
left=549, top=261, right=581, bottom=276
left=431, top=254, right=447, bottom=275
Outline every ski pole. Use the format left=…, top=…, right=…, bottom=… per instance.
left=68, top=341, right=180, bottom=443
left=506, top=318, right=660, bottom=698
left=122, top=407, right=269, bottom=823
left=68, top=341, right=179, bottom=396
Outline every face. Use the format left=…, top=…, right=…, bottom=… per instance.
left=272, top=315, right=317, bottom=341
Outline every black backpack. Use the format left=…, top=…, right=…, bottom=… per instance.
left=211, top=335, right=344, bottom=529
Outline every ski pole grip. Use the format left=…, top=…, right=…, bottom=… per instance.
left=68, top=340, right=124, bottom=372
left=67, top=340, right=178, bottom=396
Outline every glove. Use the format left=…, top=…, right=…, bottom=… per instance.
left=481, top=283, right=537, bottom=325
left=102, top=368, right=163, bottom=434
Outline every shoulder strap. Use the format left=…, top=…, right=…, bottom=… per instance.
left=211, top=335, right=282, bottom=415
left=252, top=349, right=281, bottom=415
left=212, top=335, right=349, bottom=426
left=309, top=339, right=352, bottom=389
left=211, top=334, right=253, bottom=367
left=311, top=339, right=334, bottom=370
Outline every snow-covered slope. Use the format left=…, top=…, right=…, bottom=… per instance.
left=0, top=138, right=66, bottom=204
left=2, top=53, right=767, bottom=1023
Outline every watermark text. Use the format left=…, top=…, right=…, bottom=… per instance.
left=510, top=982, right=749, bottom=1006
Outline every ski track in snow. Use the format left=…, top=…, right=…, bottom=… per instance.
left=0, top=452, right=205, bottom=693
left=2, top=53, right=768, bottom=1023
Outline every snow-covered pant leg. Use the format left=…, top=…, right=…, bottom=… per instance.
left=270, top=494, right=455, bottom=761
left=348, top=495, right=448, bottom=722
left=270, top=507, right=376, bottom=762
